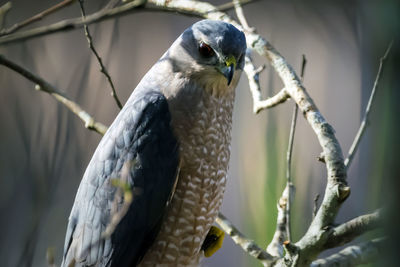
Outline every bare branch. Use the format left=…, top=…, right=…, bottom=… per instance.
left=0, top=54, right=108, bottom=135
left=284, top=55, right=305, bottom=243
left=215, top=213, right=278, bottom=265
left=78, top=0, right=123, bottom=109
left=285, top=105, right=298, bottom=241
left=244, top=50, right=289, bottom=113
left=0, top=0, right=146, bottom=45
left=344, top=41, right=393, bottom=169
left=233, top=0, right=254, bottom=32
left=266, top=185, right=290, bottom=258
left=325, top=209, right=382, bottom=249
left=311, top=237, right=386, bottom=267
left=0, top=2, right=12, bottom=29
left=216, top=0, right=259, bottom=12
left=0, top=0, right=76, bottom=36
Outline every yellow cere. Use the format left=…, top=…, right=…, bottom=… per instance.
left=225, top=55, right=237, bottom=68
left=202, top=226, right=225, bottom=258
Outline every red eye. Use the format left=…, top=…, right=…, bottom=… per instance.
left=198, top=42, right=214, bottom=58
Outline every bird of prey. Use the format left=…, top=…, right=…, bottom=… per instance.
left=61, top=19, right=246, bottom=266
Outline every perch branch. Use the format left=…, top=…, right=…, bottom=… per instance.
left=78, top=0, right=123, bottom=109
left=0, top=54, right=107, bottom=135
left=0, top=0, right=77, bottom=36
left=325, top=209, right=382, bottom=249
left=216, top=212, right=277, bottom=265
left=344, top=41, right=393, bottom=169
left=311, top=237, right=386, bottom=267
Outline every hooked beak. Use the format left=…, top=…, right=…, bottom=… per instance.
left=217, top=55, right=236, bottom=86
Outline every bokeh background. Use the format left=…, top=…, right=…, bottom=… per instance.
left=0, top=0, right=399, bottom=266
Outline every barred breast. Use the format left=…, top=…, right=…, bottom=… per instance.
left=138, top=84, right=235, bottom=266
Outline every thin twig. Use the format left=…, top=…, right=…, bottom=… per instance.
left=0, top=0, right=146, bottom=45
left=244, top=50, right=289, bottom=113
left=233, top=0, right=254, bottom=32
left=216, top=0, right=259, bottom=12
left=0, top=0, right=76, bottom=36
left=344, top=41, right=393, bottom=169
left=0, top=54, right=108, bottom=135
left=284, top=55, right=306, bottom=242
left=78, top=0, right=123, bottom=109
left=285, top=105, right=297, bottom=242
left=0, top=2, right=12, bottom=29
left=216, top=212, right=278, bottom=265
left=311, top=237, right=386, bottom=267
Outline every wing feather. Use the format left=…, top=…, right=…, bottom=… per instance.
left=62, top=90, right=179, bottom=267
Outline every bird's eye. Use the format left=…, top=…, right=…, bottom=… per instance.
left=198, top=42, right=214, bottom=58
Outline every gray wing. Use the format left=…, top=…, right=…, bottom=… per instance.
left=61, top=90, right=179, bottom=267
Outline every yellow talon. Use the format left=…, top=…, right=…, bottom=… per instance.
left=201, top=225, right=225, bottom=257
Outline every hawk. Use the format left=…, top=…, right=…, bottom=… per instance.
left=62, top=19, right=246, bottom=266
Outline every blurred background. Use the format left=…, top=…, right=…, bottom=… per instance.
left=0, top=0, right=399, bottom=266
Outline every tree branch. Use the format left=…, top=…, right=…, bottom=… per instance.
left=0, top=54, right=108, bottom=135
left=325, top=209, right=382, bottom=249
left=311, top=237, right=386, bottom=267
left=344, top=41, right=393, bottom=169
left=233, top=0, right=254, bottom=32
left=0, top=0, right=77, bottom=36
left=244, top=50, right=289, bottom=113
left=285, top=98, right=301, bottom=242
left=266, top=185, right=290, bottom=258
left=0, top=0, right=147, bottom=45
left=215, top=212, right=278, bottom=266
left=78, top=0, right=123, bottom=109
left=0, top=2, right=12, bottom=30
left=216, top=0, right=259, bottom=12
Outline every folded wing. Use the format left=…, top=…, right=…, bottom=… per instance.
left=62, top=90, right=179, bottom=267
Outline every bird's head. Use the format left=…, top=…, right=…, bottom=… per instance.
left=167, top=20, right=247, bottom=97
